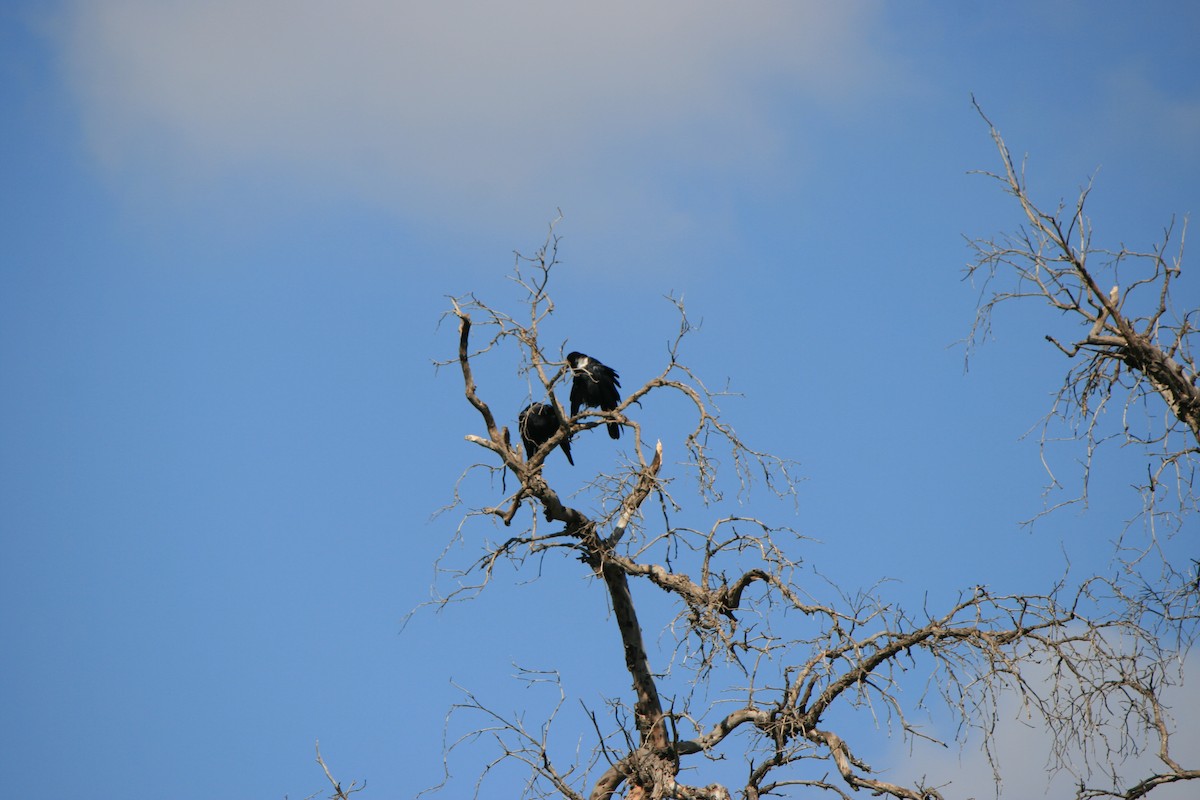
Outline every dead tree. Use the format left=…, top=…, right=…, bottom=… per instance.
left=964, top=100, right=1199, bottom=542
left=433, top=224, right=1199, bottom=800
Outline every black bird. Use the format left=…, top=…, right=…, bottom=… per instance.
left=566, top=351, right=622, bottom=439
left=518, top=402, right=574, bottom=465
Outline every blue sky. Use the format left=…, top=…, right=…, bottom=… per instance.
left=1, top=2, right=1198, bottom=798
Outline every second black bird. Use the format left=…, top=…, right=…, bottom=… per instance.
left=566, top=351, right=622, bottom=439
left=518, top=402, right=574, bottom=465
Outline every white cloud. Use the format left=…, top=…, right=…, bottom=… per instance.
left=890, top=652, right=1200, bottom=799
left=55, top=1, right=896, bottom=230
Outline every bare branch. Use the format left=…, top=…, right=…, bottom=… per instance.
left=964, top=98, right=1199, bottom=539
left=314, top=741, right=365, bottom=800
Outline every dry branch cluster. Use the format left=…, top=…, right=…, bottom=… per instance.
left=965, top=103, right=1199, bottom=542
left=432, top=206, right=1198, bottom=800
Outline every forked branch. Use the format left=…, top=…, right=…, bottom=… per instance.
left=965, top=99, right=1199, bottom=537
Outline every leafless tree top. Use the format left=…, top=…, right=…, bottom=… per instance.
left=428, top=208, right=1198, bottom=800
left=964, top=99, right=1199, bottom=548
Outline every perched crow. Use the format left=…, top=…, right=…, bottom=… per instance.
left=518, top=402, right=574, bottom=465
left=566, top=351, right=622, bottom=439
